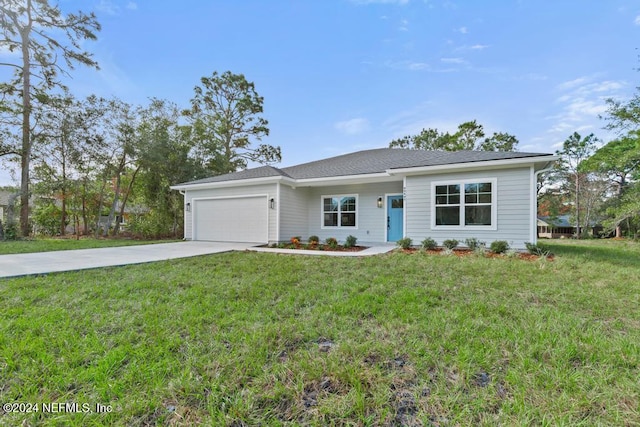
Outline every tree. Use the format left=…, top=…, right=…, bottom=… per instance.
left=579, top=132, right=640, bottom=237
left=94, top=98, right=138, bottom=237
left=554, top=132, right=602, bottom=238
left=0, top=0, right=100, bottom=236
left=389, top=120, right=519, bottom=152
left=134, top=99, right=203, bottom=237
left=184, top=71, right=281, bottom=175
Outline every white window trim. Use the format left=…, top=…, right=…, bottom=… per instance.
left=321, top=194, right=359, bottom=229
left=430, top=178, right=497, bottom=231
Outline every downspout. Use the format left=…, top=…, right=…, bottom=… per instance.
left=179, top=190, right=187, bottom=240
left=531, top=162, right=555, bottom=244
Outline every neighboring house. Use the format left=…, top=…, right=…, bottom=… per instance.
left=0, top=188, right=20, bottom=224
left=537, top=215, right=602, bottom=239
left=171, top=148, right=557, bottom=249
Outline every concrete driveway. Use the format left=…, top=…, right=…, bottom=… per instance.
left=0, top=241, right=255, bottom=278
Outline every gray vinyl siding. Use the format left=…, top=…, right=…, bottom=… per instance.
left=183, top=183, right=278, bottom=241
left=306, top=181, right=403, bottom=243
left=405, top=167, right=532, bottom=249
left=278, top=185, right=309, bottom=242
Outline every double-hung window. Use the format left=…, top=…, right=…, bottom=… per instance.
left=322, top=195, right=357, bottom=228
left=432, top=179, right=496, bottom=229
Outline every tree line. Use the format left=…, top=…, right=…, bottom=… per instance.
left=1, top=1, right=279, bottom=238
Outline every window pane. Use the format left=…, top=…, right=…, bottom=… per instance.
left=449, top=195, right=460, bottom=204
left=448, top=185, right=460, bottom=195
left=478, top=182, right=492, bottom=192
left=479, top=193, right=492, bottom=203
left=324, top=212, right=338, bottom=226
left=436, top=206, right=460, bottom=225
left=341, top=197, right=356, bottom=212
left=341, top=213, right=356, bottom=227
left=435, top=195, right=447, bottom=205
left=465, top=206, right=491, bottom=225
left=435, top=185, right=447, bottom=195
left=465, top=183, right=478, bottom=193
left=324, top=198, right=338, bottom=212
left=465, top=194, right=477, bottom=204
left=391, top=198, right=403, bottom=209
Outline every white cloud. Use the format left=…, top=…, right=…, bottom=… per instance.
left=96, top=0, right=119, bottom=15
left=556, top=76, right=590, bottom=91
left=544, top=76, right=627, bottom=142
left=335, top=118, right=371, bottom=135
left=96, top=0, right=137, bottom=15
left=384, top=60, right=430, bottom=71
left=399, top=19, right=409, bottom=31
left=635, top=15, right=640, bottom=25
left=470, top=44, right=489, bottom=50
left=440, top=57, right=465, bottom=64
left=457, top=26, right=468, bottom=34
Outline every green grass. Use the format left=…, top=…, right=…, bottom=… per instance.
left=0, top=238, right=180, bottom=255
left=1, top=240, right=638, bottom=425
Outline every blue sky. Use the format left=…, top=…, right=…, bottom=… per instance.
left=2, top=0, right=640, bottom=185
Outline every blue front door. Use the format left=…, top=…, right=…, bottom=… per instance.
left=387, top=195, right=404, bottom=242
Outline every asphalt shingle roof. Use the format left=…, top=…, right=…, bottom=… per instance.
left=176, top=148, right=553, bottom=186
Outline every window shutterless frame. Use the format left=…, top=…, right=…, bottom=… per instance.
left=430, top=178, right=497, bottom=230
left=321, top=194, right=358, bottom=229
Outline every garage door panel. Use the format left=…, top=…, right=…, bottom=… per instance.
left=194, top=196, right=268, bottom=243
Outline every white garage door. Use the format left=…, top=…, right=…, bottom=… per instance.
left=193, top=196, right=268, bottom=243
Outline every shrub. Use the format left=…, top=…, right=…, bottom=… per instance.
left=421, top=237, right=437, bottom=250
left=290, top=236, right=301, bottom=245
left=464, top=237, right=485, bottom=251
left=525, top=242, right=552, bottom=257
left=396, top=237, right=413, bottom=249
left=308, top=235, right=320, bottom=244
left=344, top=235, right=357, bottom=248
left=473, top=246, right=488, bottom=257
left=490, top=240, right=509, bottom=254
left=442, top=239, right=459, bottom=250
left=325, top=237, right=338, bottom=249
left=2, top=222, right=19, bottom=241
left=33, top=203, right=63, bottom=236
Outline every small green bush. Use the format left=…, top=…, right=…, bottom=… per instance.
left=396, top=237, right=413, bottom=249
left=442, top=239, right=459, bottom=250
left=344, top=235, right=357, bottom=248
left=464, top=237, right=485, bottom=251
left=2, top=222, right=19, bottom=241
left=308, top=235, right=320, bottom=244
left=525, top=242, right=552, bottom=256
left=421, top=237, right=437, bottom=250
left=325, top=237, right=338, bottom=249
left=490, top=240, right=509, bottom=254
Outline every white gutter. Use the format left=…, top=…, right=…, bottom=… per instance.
left=388, top=155, right=559, bottom=176
left=170, top=175, right=297, bottom=191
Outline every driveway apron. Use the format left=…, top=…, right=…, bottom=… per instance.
left=0, top=241, right=254, bottom=278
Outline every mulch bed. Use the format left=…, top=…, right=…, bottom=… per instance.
left=262, top=244, right=368, bottom=252
left=399, top=247, right=553, bottom=261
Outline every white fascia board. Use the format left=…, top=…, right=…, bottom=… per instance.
left=294, top=172, right=400, bottom=187
left=170, top=175, right=296, bottom=191
left=387, top=155, right=559, bottom=176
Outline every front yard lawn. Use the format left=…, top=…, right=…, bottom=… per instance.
left=1, top=240, right=638, bottom=425
left=0, top=238, right=180, bottom=255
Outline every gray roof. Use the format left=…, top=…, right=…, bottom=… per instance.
left=538, top=215, right=598, bottom=227
left=176, top=148, right=554, bottom=186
